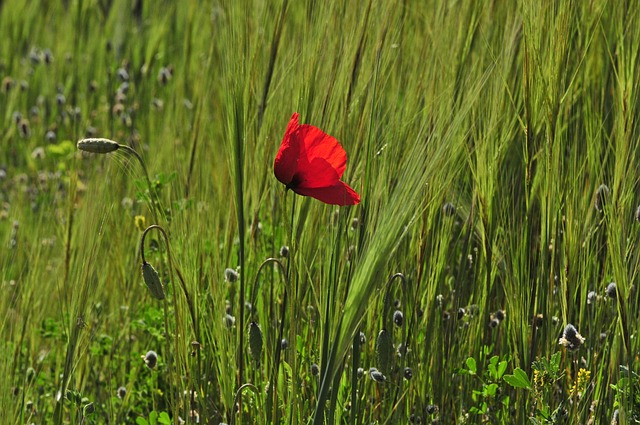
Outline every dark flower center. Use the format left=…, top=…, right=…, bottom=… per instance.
left=287, top=173, right=303, bottom=190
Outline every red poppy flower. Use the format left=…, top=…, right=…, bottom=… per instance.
left=274, top=113, right=360, bottom=206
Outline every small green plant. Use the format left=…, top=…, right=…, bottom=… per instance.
left=64, top=389, right=94, bottom=425
left=611, top=367, right=640, bottom=423
left=135, top=410, right=172, bottom=425
left=458, top=347, right=511, bottom=422
left=504, top=352, right=586, bottom=424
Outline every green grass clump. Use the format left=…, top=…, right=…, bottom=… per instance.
left=1, top=0, right=640, bottom=424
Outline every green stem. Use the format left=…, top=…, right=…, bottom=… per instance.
left=269, top=192, right=295, bottom=424
left=230, top=384, right=259, bottom=425
left=119, top=144, right=161, bottom=224
left=140, top=224, right=182, bottom=424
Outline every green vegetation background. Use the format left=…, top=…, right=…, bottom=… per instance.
left=1, top=0, right=639, bottom=424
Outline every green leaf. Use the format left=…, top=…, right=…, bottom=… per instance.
left=158, top=412, right=171, bottom=424
left=488, top=363, right=498, bottom=380
left=136, top=418, right=149, bottom=425
left=504, top=368, right=532, bottom=389
left=550, top=352, right=561, bottom=373
left=483, top=383, right=499, bottom=397
left=46, top=140, right=75, bottom=157
left=497, top=360, right=508, bottom=379
left=466, top=357, right=477, bottom=375
left=502, top=395, right=510, bottom=407
left=489, top=356, right=499, bottom=368
left=487, top=357, right=509, bottom=380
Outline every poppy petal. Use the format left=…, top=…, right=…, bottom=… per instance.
left=274, top=113, right=301, bottom=185
left=294, top=181, right=360, bottom=206
left=294, top=157, right=341, bottom=189
left=297, top=124, right=347, bottom=178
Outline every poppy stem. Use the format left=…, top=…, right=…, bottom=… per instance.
left=269, top=191, right=295, bottom=424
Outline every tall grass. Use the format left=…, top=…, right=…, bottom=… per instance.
left=1, top=0, right=640, bottom=423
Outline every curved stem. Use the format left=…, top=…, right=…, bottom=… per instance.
left=119, top=144, right=161, bottom=224
left=140, top=224, right=183, bottom=424
left=230, top=383, right=260, bottom=425
left=382, top=273, right=407, bottom=331
left=249, top=257, right=287, bottom=320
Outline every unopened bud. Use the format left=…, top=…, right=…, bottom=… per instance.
left=376, top=329, right=393, bottom=376
left=77, top=138, right=120, bottom=154
left=248, top=322, right=263, bottom=365
left=141, top=262, right=165, bottom=300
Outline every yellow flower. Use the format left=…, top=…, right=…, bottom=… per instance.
left=135, top=215, right=146, bottom=232
left=571, top=368, right=591, bottom=398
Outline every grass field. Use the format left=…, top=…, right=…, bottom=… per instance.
left=2, top=0, right=640, bottom=424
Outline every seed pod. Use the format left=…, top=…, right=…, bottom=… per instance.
left=425, top=404, right=438, bottom=415
left=404, top=367, right=413, bottom=380
left=143, top=350, right=158, bottom=369
left=442, top=202, right=456, bottom=217
left=223, top=314, right=236, bottom=328
left=558, top=324, right=585, bottom=350
left=191, top=340, right=201, bottom=356
left=224, top=268, right=238, bottom=283
left=1, top=76, right=14, bottom=93
left=43, top=49, right=53, bottom=64
left=595, top=184, right=609, bottom=212
left=244, top=301, right=253, bottom=313
left=248, top=322, right=263, bottom=365
left=158, top=66, right=172, bottom=84
left=310, top=363, right=320, bottom=376
left=141, top=261, right=165, bottom=300
left=376, top=329, right=393, bottom=376
left=85, top=126, right=98, bottom=138
left=533, top=314, right=544, bottom=328
left=116, top=386, right=127, bottom=399
left=77, top=138, right=120, bottom=154
left=605, top=282, right=617, bottom=300
left=117, top=67, right=130, bottom=82
left=393, top=310, right=404, bottom=327
left=18, top=119, right=30, bottom=138
left=369, top=367, right=386, bottom=383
